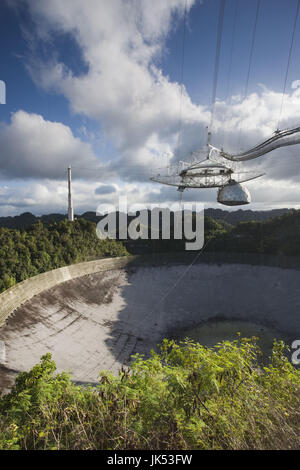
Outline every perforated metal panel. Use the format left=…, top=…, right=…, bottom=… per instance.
left=217, top=183, right=251, bottom=206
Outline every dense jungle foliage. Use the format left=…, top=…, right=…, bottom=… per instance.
left=0, top=338, right=299, bottom=450
left=0, top=209, right=300, bottom=291
left=0, top=218, right=128, bottom=292
left=123, top=208, right=300, bottom=255
left=0, top=208, right=291, bottom=230
left=207, top=209, right=300, bottom=255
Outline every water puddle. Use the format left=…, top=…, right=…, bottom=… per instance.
left=171, top=319, right=289, bottom=361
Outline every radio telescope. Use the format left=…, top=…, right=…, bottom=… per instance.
left=149, top=0, right=300, bottom=206
left=151, top=133, right=265, bottom=206
left=151, top=126, right=300, bottom=205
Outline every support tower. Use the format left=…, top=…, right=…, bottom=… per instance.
left=68, top=166, right=74, bottom=222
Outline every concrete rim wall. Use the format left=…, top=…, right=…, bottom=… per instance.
left=0, top=256, right=135, bottom=327
left=1, top=252, right=300, bottom=327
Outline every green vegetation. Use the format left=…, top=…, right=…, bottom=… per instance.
left=0, top=209, right=300, bottom=291
left=0, top=208, right=291, bottom=230
left=208, top=210, right=300, bottom=255
left=0, top=338, right=299, bottom=450
left=0, top=218, right=128, bottom=292
left=204, top=207, right=291, bottom=226
left=123, top=210, right=300, bottom=255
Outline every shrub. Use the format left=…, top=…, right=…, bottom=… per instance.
left=0, top=338, right=299, bottom=450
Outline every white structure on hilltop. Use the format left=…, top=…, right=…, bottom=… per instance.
left=68, top=166, right=74, bottom=222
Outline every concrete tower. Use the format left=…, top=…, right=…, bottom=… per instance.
left=68, top=166, right=74, bottom=222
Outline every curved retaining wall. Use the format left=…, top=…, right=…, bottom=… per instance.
left=0, top=256, right=135, bottom=327
left=1, top=251, right=300, bottom=328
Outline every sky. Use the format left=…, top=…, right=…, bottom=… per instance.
left=1, top=0, right=300, bottom=215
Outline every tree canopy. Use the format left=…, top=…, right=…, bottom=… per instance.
left=0, top=218, right=128, bottom=293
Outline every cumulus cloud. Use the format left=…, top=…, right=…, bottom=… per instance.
left=95, top=184, right=117, bottom=195
left=20, top=0, right=300, bottom=180
left=0, top=110, right=103, bottom=179
left=2, top=0, right=300, bottom=213
left=0, top=179, right=167, bottom=216
left=0, top=180, right=68, bottom=214
left=19, top=0, right=208, bottom=177
left=291, top=80, right=300, bottom=89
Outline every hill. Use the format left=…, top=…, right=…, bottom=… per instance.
left=209, top=210, right=300, bottom=256
left=205, top=208, right=292, bottom=225
left=0, top=208, right=293, bottom=230
left=0, top=209, right=300, bottom=291
left=0, top=218, right=127, bottom=292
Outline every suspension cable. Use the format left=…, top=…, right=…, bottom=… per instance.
left=277, top=0, right=300, bottom=131
left=223, top=0, right=238, bottom=150
left=225, top=0, right=238, bottom=102
left=209, top=0, right=226, bottom=133
left=244, top=0, right=261, bottom=99
left=236, top=0, right=260, bottom=151
left=176, top=0, right=188, bottom=157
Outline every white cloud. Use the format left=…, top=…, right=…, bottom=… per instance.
left=21, top=0, right=207, bottom=175
left=0, top=179, right=165, bottom=215
left=95, top=184, right=117, bottom=195
left=22, top=0, right=300, bottom=179
left=0, top=110, right=103, bottom=179
left=2, top=0, right=300, bottom=213
left=2, top=175, right=299, bottom=217
left=291, top=80, right=300, bottom=89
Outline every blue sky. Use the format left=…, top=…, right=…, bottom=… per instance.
left=1, top=0, right=300, bottom=215
left=163, top=0, right=300, bottom=103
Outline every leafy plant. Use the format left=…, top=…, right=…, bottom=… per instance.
left=0, top=338, right=299, bottom=450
